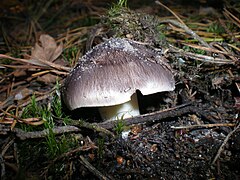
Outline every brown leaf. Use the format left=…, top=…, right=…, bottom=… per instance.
left=31, top=43, right=46, bottom=63
left=150, top=144, right=158, bottom=152
left=13, top=69, right=27, bottom=77
left=40, top=34, right=57, bottom=51
left=30, top=34, right=63, bottom=66
left=234, top=97, right=240, bottom=111
left=37, top=74, right=57, bottom=84
left=51, top=42, right=64, bottom=62
left=14, top=88, right=33, bottom=100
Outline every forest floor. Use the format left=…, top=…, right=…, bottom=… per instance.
left=0, top=0, right=240, bottom=179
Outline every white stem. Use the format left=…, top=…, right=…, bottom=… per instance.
left=98, top=93, right=140, bottom=120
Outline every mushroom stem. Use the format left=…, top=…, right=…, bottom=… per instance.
left=98, top=93, right=140, bottom=120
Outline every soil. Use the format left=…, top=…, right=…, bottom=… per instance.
left=0, top=0, right=240, bottom=179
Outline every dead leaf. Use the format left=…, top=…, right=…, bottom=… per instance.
left=211, top=76, right=224, bottom=89
left=14, top=88, right=33, bottom=101
left=39, top=34, right=63, bottom=62
left=131, top=124, right=142, bottom=135
left=13, top=69, right=27, bottom=77
left=150, top=144, right=158, bottom=152
left=37, top=73, right=57, bottom=84
left=234, top=97, right=240, bottom=111
left=30, top=34, right=63, bottom=66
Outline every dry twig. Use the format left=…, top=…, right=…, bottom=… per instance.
left=0, top=138, right=15, bottom=180
left=80, top=155, right=110, bottom=180
left=0, top=54, right=71, bottom=72
left=0, top=154, right=5, bottom=180
left=12, top=126, right=81, bottom=140
left=171, top=123, right=236, bottom=130
left=70, top=120, right=115, bottom=138
left=168, top=44, right=236, bottom=64
left=212, top=123, right=240, bottom=165
left=96, top=103, right=194, bottom=130
left=160, top=19, right=211, bottom=48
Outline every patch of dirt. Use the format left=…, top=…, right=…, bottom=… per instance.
left=0, top=0, right=240, bottom=179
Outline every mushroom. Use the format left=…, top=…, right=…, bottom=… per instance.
left=62, top=38, right=175, bottom=120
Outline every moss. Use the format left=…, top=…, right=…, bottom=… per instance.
left=102, top=6, right=168, bottom=47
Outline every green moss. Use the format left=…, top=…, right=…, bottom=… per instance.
left=207, top=22, right=225, bottom=34
left=97, top=138, right=105, bottom=159
left=103, top=3, right=168, bottom=46
left=62, top=46, right=79, bottom=66
left=113, top=119, right=126, bottom=136
left=117, top=0, right=128, bottom=7
left=183, top=46, right=206, bottom=55
left=19, top=81, right=78, bottom=159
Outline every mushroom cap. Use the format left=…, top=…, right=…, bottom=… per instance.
left=62, top=38, right=175, bottom=110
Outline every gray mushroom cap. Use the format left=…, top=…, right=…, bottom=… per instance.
left=62, top=38, right=175, bottom=110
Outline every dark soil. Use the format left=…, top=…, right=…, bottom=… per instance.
left=0, top=0, right=240, bottom=179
